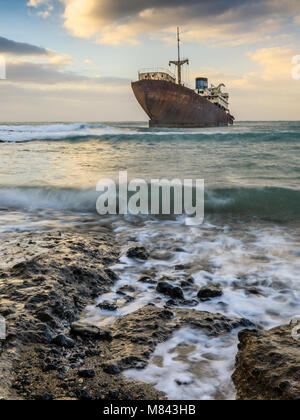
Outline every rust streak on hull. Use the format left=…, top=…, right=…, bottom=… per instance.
left=132, top=79, right=234, bottom=128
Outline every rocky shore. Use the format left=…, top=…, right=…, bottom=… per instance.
left=0, top=229, right=299, bottom=400
left=233, top=324, right=300, bottom=400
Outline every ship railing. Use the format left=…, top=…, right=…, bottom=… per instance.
left=138, top=68, right=176, bottom=79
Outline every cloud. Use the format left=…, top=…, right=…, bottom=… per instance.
left=27, top=0, right=54, bottom=19
left=0, top=77, right=139, bottom=122
left=3, top=58, right=130, bottom=87
left=5, top=60, right=85, bottom=84
left=248, top=47, right=294, bottom=81
left=28, top=0, right=300, bottom=45
left=0, top=36, right=49, bottom=56
left=198, top=46, right=300, bottom=120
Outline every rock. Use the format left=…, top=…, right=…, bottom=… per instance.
left=85, top=349, right=101, bottom=357
left=159, top=310, right=174, bottom=320
left=78, top=389, right=92, bottom=400
left=102, top=363, right=121, bottom=375
left=52, top=334, right=75, bottom=349
left=71, top=322, right=100, bottom=338
left=104, top=268, right=118, bottom=281
left=127, top=247, right=149, bottom=260
left=232, top=323, right=300, bottom=400
left=138, top=276, right=156, bottom=284
left=174, top=264, right=185, bottom=271
left=117, top=285, right=136, bottom=294
left=183, top=299, right=199, bottom=307
left=43, top=362, right=58, bottom=372
left=244, top=287, right=265, bottom=296
left=71, top=322, right=112, bottom=341
left=197, top=285, right=223, bottom=301
left=156, top=282, right=184, bottom=300
left=108, top=390, right=120, bottom=399
left=39, top=393, right=54, bottom=401
left=97, top=301, right=118, bottom=312
left=78, top=369, right=95, bottom=379
left=180, top=280, right=192, bottom=288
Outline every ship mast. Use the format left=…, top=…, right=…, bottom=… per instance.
left=169, top=27, right=189, bottom=85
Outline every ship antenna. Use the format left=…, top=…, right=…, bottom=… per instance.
left=177, top=27, right=180, bottom=63
left=169, top=27, right=189, bottom=86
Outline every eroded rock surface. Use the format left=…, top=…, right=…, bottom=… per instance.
left=12, top=305, right=253, bottom=400
left=233, top=324, right=300, bottom=400
left=0, top=230, right=119, bottom=399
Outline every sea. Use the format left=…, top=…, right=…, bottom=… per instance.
left=0, top=121, right=300, bottom=400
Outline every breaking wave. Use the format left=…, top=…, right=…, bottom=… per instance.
left=1, top=122, right=300, bottom=143
left=0, top=185, right=299, bottom=222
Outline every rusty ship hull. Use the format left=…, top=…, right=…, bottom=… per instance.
left=132, top=79, right=234, bottom=128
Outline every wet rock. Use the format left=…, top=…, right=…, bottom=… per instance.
left=138, top=276, right=156, bottom=285
left=197, top=285, right=223, bottom=301
left=233, top=323, right=300, bottom=400
left=78, top=369, right=95, bottom=379
left=156, top=282, right=184, bottom=300
left=117, top=285, right=136, bottom=294
left=174, top=264, right=185, bottom=271
left=70, top=322, right=112, bottom=341
left=159, top=310, right=174, bottom=320
left=244, top=287, right=265, bottom=297
left=52, top=334, right=75, bottom=349
left=71, top=322, right=100, bottom=339
left=180, top=280, right=193, bottom=289
left=127, top=247, right=149, bottom=260
left=165, top=299, right=178, bottom=307
left=183, top=299, right=199, bottom=307
left=104, top=268, right=118, bottom=281
left=97, top=301, right=118, bottom=312
left=11, top=304, right=255, bottom=401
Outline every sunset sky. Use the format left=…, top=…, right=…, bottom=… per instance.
left=0, top=0, right=299, bottom=121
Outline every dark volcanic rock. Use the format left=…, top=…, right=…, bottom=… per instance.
left=78, top=369, right=95, bottom=379
left=52, top=334, right=75, bottom=349
left=97, top=301, right=118, bottom=312
left=127, top=247, right=149, bottom=260
left=117, top=285, right=136, bottom=294
left=233, top=322, right=300, bottom=400
left=197, top=285, right=223, bottom=301
left=70, top=322, right=101, bottom=339
left=156, top=282, right=184, bottom=300
left=138, top=276, right=156, bottom=285
left=108, top=390, right=120, bottom=399
left=11, top=304, right=254, bottom=401
left=102, top=363, right=121, bottom=375
left=78, top=390, right=92, bottom=400
left=0, top=230, right=119, bottom=400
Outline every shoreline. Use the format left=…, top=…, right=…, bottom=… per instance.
left=0, top=228, right=299, bottom=400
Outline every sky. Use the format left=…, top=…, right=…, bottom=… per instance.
left=0, top=0, right=299, bottom=121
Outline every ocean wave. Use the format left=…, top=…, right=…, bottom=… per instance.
left=0, top=186, right=299, bottom=222
left=0, top=123, right=300, bottom=143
